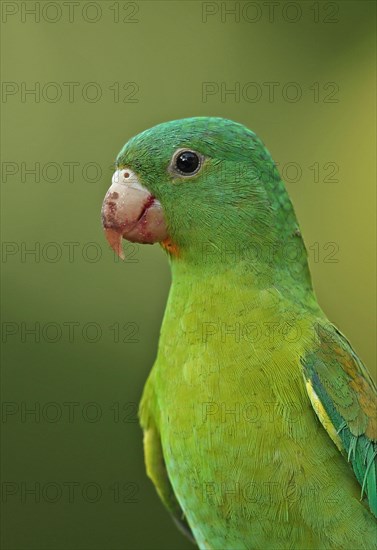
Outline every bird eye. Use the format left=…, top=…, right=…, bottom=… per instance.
left=173, top=150, right=201, bottom=176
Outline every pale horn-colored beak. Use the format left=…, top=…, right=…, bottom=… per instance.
left=101, top=168, right=168, bottom=259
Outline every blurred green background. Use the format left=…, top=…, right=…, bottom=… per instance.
left=1, top=1, right=376, bottom=549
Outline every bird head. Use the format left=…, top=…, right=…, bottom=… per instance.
left=101, top=117, right=308, bottom=284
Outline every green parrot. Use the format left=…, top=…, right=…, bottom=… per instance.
left=101, top=117, right=377, bottom=550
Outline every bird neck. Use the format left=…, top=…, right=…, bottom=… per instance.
left=166, top=236, right=319, bottom=314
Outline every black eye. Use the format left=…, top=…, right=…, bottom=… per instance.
left=175, top=150, right=200, bottom=175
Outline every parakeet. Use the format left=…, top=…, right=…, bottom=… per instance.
left=101, top=117, right=377, bottom=550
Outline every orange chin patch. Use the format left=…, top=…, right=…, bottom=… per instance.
left=161, top=237, right=180, bottom=257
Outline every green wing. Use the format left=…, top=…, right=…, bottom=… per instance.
left=139, top=378, right=194, bottom=542
left=142, top=426, right=195, bottom=542
left=301, top=322, right=377, bottom=517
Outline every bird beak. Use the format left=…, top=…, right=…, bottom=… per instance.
left=101, top=169, right=168, bottom=259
